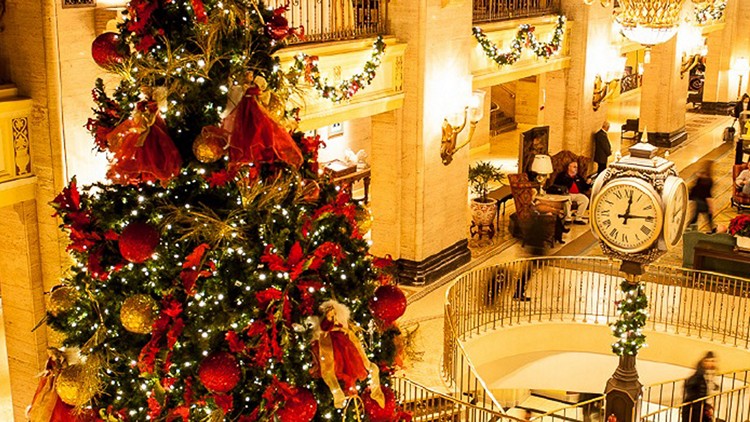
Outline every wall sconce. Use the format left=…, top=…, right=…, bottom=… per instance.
left=680, top=53, right=703, bottom=79
left=440, top=90, right=486, bottom=165
left=592, top=55, right=627, bottom=111
left=531, top=154, right=553, bottom=195
left=732, top=57, right=750, bottom=100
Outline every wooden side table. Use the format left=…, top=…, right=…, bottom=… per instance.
left=534, top=193, right=569, bottom=215
left=487, top=185, right=513, bottom=228
left=693, top=241, right=750, bottom=275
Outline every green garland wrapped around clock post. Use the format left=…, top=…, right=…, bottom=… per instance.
left=611, top=279, right=648, bottom=356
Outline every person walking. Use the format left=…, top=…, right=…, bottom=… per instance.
left=594, top=121, right=612, bottom=175
left=687, top=160, right=715, bottom=233
left=682, top=351, right=719, bottom=422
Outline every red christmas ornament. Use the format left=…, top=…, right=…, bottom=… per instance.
left=119, top=222, right=160, bottom=263
left=91, top=32, right=125, bottom=68
left=362, top=387, right=399, bottom=422
left=369, top=285, right=407, bottom=324
left=198, top=352, right=241, bottom=393
left=275, top=387, right=317, bottom=422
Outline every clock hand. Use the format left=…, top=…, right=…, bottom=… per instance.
left=617, top=215, right=654, bottom=221
left=620, top=192, right=634, bottom=225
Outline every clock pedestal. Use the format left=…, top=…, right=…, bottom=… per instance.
left=605, top=354, right=643, bottom=422
left=604, top=268, right=644, bottom=422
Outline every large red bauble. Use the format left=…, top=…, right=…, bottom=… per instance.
left=91, top=32, right=125, bottom=68
left=118, top=222, right=160, bottom=263
left=198, top=352, right=241, bottom=393
left=362, top=386, right=398, bottom=422
left=275, top=387, right=317, bottom=422
left=369, top=285, right=407, bottom=324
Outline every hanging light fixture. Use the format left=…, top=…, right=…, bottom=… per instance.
left=615, top=0, right=687, bottom=47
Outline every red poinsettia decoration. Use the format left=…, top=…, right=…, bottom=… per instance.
left=729, top=214, right=750, bottom=237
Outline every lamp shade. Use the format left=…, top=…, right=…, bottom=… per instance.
left=468, top=90, right=486, bottom=123
left=531, top=154, right=553, bottom=175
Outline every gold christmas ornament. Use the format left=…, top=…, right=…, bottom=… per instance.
left=47, top=327, right=67, bottom=348
left=355, top=207, right=373, bottom=235
left=48, top=286, right=78, bottom=317
left=120, top=294, right=158, bottom=334
left=192, top=126, right=228, bottom=163
left=56, top=364, right=100, bottom=406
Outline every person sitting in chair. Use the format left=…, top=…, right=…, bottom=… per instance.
left=553, top=161, right=592, bottom=225
left=736, top=160, right=750, bottom=195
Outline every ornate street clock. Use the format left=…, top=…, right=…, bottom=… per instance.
left=589, top=136, right=688, bottom=422
left=591, top=138, right=687, bottom=270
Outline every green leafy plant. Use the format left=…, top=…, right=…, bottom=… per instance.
left=469, top=161, right=505, bottom=203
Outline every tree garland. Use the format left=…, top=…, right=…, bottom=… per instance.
left=695, top=1, right=726, bottom=25
left=290, top=36, right=386, bottom=103
left=473, top=15, right=566, bottom=68
left=610, top=279, right=648, bottom=356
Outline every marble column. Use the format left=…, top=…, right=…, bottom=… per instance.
left=639, top=37, right=689, bottom=148
left=701, top=0, right=750, bottom=115
left=0, top=201, right=49, bottom=421
left=372, top=0, right=475, bottom=284
left=558, top=0, right=615, bottom=155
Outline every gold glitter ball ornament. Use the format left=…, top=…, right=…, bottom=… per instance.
left=48, top=286, right=77, bottom=317
left=120, top=294, right=158, bottom=334
left=355, top=206, right=373, bottom=235
left=56, top=364, right=100, bottom=406
left=192, top=126, right=228, bottom=163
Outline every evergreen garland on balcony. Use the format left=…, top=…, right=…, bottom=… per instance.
left=695, top=1, right=726, bottom=25
left=611, top=279, right=648, bottom=356
left=473, top=15, right=566, bottom=68
left=288, top=36, right=386, bottom=103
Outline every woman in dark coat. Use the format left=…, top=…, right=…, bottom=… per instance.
left=682, top=351, right=718, bottom=422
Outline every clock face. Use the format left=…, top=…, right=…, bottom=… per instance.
left=662, top=176, right=688, bottom=250
left=591, top=178, right=664, bottom=253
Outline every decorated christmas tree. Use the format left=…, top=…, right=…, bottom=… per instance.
left=32, top=1, right=410, bottom=420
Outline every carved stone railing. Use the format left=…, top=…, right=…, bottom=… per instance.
left=0, top=84, right=35, bottom=208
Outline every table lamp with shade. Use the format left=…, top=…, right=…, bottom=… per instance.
left=531, top=154, right=554, bottom=195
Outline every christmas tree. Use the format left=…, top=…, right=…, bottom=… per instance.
left=34, top=1, right=410, bottom=420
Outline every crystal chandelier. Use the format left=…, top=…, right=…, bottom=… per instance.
left=615, top=0, right=687, bottom=47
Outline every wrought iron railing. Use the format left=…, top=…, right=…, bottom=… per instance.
left=391, top=377, right=524, bottom=421
left=443, top=257, right=750, bottom=417
left=266, top=0, right=387, bottom=44
left=473, top=0, right=560, bottom=24
left=620, top=73, right=641, bottom=93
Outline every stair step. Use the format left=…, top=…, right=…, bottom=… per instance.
left=491, top=121, right=518, bottom=135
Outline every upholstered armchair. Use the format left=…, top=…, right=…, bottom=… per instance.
left=508, top=173, right=557, bottom=248
left=549, top=150, right=593, bottom=189
left=732, top=162, right=750, bottom=210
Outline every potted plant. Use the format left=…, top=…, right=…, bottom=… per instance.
left=728, top=214, right=750, bottom=251
left=468, top=161, right=505, bottom=234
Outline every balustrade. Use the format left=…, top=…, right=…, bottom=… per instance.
left=473, top=0, right=560, bottom=24
left=265, top=0, right=387, bottom=44
left=442, top=257, right=750, bottom=420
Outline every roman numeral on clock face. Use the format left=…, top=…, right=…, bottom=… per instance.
left=640, top=225, right=651, bottom=235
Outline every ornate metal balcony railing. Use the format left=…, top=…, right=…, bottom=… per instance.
left=473, top=0, right=561, bottom=24
left=265, top=0, right=387, bottom=44
left=391, top=377, right=523, bottom=421
left=443, top=257, right=750, bottom=418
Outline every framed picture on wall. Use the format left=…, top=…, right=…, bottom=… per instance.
left=304, top=129, right=318, bottom=138
left=329, top=122, right=343, bottom=138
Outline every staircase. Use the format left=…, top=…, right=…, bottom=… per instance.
left=490, top=105, right=518, bottom=136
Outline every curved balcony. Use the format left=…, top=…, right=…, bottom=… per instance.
left=442, top=257, right=750, bottom=418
